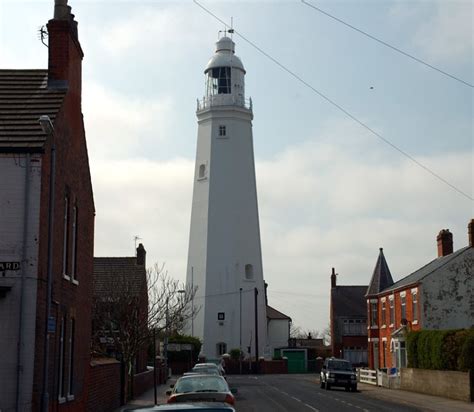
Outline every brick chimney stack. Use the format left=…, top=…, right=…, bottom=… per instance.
left=136, top=243, right=146, bottom=266
left=47, top=0, right=84, bottom=92
left=437, top=229, right=453, bottom=257
left=331, top=267, right=337, bottom=288
left=468, top=219, right=474, bottom=247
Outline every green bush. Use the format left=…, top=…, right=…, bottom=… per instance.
left=406, top=328, right=473, bottom=371
left=168, top=334, right=202, bottom=362
left=406, top=331, right=420, bottom=368
left=229, top=348, right=242, bottom=360
left=459, top=330, right=474, bottom=372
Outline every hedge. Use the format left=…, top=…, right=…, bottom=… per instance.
left=406, top=329, right=474, bottom=371
left=167, top=334, right=202, bottom=362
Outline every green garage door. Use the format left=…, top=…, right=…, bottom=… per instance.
left=282, top=350, right=306, bottom=373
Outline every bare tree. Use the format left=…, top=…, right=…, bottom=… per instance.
left=91, top=263, right=198, bottom=398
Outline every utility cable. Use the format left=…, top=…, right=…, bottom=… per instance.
left=301, top=0, right=473, bottom=88
left=193, top=0, right=473, bottom=202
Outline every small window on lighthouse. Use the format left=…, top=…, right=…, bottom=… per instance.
left=245, top=264, right=254, bottom=280
left=198, top=164, right=206, bottom=179
left=219, top=125, right=226, bottom=137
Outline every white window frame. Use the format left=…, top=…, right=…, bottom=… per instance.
left=411, top=288, right=419, bottom=324
left=58, top=315, right=66, bottom=402
left=62, top=196, right=70, bottom=280
left=70, top=205, right=78, bottom=285
left=389, top=295, right=395, bottom=327
left=400, top=292, right=407, bottom=320
left=67, top=318, right=75, bottom=400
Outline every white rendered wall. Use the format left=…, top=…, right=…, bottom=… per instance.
left=186, top=105, right=267, bottom=360
left=0, top=154, right=42, bottom=412
left=267, top=319, right=290, bottom=356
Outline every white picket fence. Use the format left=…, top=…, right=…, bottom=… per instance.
left=358, top=368, right=378, bottom=385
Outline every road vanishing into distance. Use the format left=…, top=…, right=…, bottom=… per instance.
left=228, top=374, right=421, bottom=412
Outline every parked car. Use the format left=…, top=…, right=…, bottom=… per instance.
left=193, top=363, right=225, bottom=378
left=166, top=375, right=236, bottom=405
left=123, top=403, right=235, bottom=411
left=320, top=358, right=357, bottom=392
left=190, top=366, right=220, bottom=375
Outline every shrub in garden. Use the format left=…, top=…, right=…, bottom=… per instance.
left=459, top=329, right=474, bottom=372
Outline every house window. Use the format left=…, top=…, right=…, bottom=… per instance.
left=67, top=318, right=75, bottom=398
left=71, top=205, right=78, bottom=282
left=370, top=302, right=378, bottom=326
left=400, top=293, right=406, bottom=320
left=217, top=312, right=225, bottom=321
left=245, top=264, right=254, bottom=280
left=219, top=125, right=226, bottom=137
left=373, top=342, right=379, bottom=369
left=198, top=164, right=206, bottom=179
left=412, top=291, right=418, bottom=322
left=62, top=196, right=69, bottom=277
left=58, top=315, right=67, bottom=400
left=382, top=340, right=387, bottom=368
left=381, top=301, right=386, bottom=325
left=389, top=297, right=395, bottom=326
left=217, top=342, right=227, bottom=356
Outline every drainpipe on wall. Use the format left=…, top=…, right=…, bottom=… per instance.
left=39, top=115, right=55, bottom=412
left=16, top=153, right=30, bottom=411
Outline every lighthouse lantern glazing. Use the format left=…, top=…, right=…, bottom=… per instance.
left=187, top=35, right=267, bottom=360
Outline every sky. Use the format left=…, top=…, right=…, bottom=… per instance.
left=1, top=0, right=472, bottom=333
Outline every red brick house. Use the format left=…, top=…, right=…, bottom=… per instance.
left=0, top=1, right=95, bottom=411
left=366, top=220, right=474, bottom=370
left=92, top=244, right=152, bottom=401
left=329, top=268, right=368, bottom=365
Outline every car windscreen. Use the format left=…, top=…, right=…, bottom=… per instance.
left=327, top=360, right=352, bottom=371
left=174, top=376, right=229, bottom=393
left=191, top=367, right=219, bottom=374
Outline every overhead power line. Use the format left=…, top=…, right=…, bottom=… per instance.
left=193, top=0, right=473, bottom=202
left=301, top=0, right=473, bottom=88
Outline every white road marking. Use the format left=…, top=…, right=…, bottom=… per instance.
left=303, top=402, right=319, bottom=411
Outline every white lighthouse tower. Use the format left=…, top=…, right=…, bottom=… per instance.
left=186, top=34, right=267, bottom=360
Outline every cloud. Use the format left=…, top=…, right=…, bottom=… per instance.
left=90, top=117, right=472, bottom=331
left=389, top=1, right=473, bottom=63
left=413, top=2, right=473, bottom=63
left=83, top=82, right=175, bottom=160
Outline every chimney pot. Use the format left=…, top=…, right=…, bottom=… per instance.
left=331, top=268, right=337, bottom=288
left=468, top=219, right=474, bottom=247
left=437, top=229, right=453, bottom=257
left=136, top=243, right=146, bottom=266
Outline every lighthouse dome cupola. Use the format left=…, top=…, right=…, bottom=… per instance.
left=200, top=35, right=250, bottom=110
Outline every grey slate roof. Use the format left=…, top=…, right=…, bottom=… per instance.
left=0, top=70, right=66, bottom=152
left=380, top=246, right=471, bottom=293
left=267, top=305, right=291, bottom=320
left=93, top=257, right=146, bottom=297
left=331, top=286, right=368, bottom=318
left=366, top=248, right=394, bottom=296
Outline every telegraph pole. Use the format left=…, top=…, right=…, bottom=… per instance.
left=254, top=287, right=259, bottom=373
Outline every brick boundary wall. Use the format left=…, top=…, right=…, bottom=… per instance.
left=259, top=359, right=288, bottom=374
left=86, top=358, right=121, bottom=412
left=400, top=368, right=473, bottom=402
left=133, top=368, right=155, bottom=398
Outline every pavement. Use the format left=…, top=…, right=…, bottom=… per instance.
left=116, top=375, right=474, bottom=412
left=115, top=377, right=176, bottom=411
left=357, top=382, right=474, bottom=412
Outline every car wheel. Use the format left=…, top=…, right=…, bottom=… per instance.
left=325, top=383, right=331, bottom=390
left=345, top=386, right=350, bottom=392
left=352, top=385, right=357, bottom=392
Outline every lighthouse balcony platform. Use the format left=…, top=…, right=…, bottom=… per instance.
left=197, top=95, right=253, bottom=112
